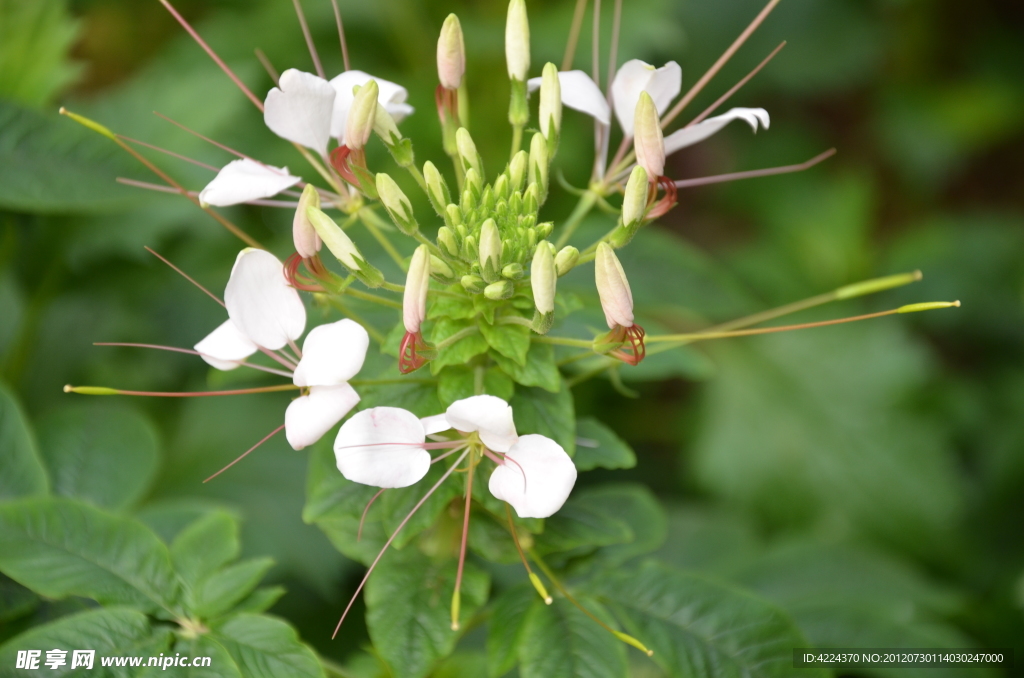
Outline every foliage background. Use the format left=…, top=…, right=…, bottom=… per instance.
left=1, top=0, right=1022, bottom=675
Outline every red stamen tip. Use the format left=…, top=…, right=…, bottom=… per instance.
left=399, top=331, right=431, bottom=374
left=610, top=324, right=646, bottom=366
left=284, top=252, right=327, bottom=292
left=646, top=177, right=678, bottom=219
left=330, top=146, right=360, bottom=186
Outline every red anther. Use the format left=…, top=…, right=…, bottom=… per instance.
left=645, top=176, right=678, bottom=219
left=284, top=252, right=326, bottom=292
left=399, top=331, right=431, bottom=374
left=329, top=145, right=360, bottom=185
left=610, top=324, right=646, bottom=366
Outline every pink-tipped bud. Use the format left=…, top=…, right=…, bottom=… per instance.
left=346, top=80, right=379, bottom=151
left=595, top=243, right=634, bottom=329
left=437, top=14, right=466, bottom=91
left=633, top=92, right=664, bottom=180
left=404, top=245, right=431, bottom=334
left=293, top=184, right=322, bottom=258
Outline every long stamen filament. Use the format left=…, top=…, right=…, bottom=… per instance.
left=204, top=424, right=285, bottom=482
left=63, top=384, right=300, bottom=397
left=506, top=504, right=552, bottom=604
left=93, top=342, right=294, bottom=378
left=686, top=41, right=786, bottom=127
left=561, top=0, right=589, bottom=71
left=357, top=488, right=387, bottom=541
left=451, top=446, right=477, bottom=630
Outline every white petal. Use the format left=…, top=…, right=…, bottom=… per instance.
left=329, top=71, right=413, bottom=141
left=198, top=159, right=301, bottom=207
left=285, top=384, right=360, bottom=450
left=488, top=434, right=577, bottom=518
left=292, top=319, right=369, bottom=387
left=445, top=395, right=517, bottom=452
left=264, top=69, right=336, bottom=154
left=194, top=319, right=258, bottom=370
left=529, top=70, right=610, bottom=125
left=224, top=249, right=306, bottom=350
left=663, top=107, right=770, bottom=155
left=420, top=414, right=451, bottom=435
left=611, top=60, right=681, bottom=135
left=335, top=407, right=430, bottom=488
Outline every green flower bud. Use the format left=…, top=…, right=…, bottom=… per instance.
left=293, top=184, right=321, bottom=258
left=509, top=150, right=528, bottom=192
left=437, top=226, right=460, bottom=259
left=528, top=132, right=549, bottom=199
left=456, top=127, right=484, bottom=179
left=493, top=174, right=510, bottom=201
left=484, top=280, right=515, bottom=300
left=307, top=206, right=384, bottom=287
left=461, top=274, right=485, bottom=293
left=423, top=161, right=451, bottom=216
left=445, top=204, right=463, bottom=228
left=505, top=0, right=530, bottom=81
left=376, top=173, right=418, bottom=235
left=622, top=165, right=649, bottom=228
left=523, top=183, right=540, bottom=214
left=502, top=263, right=524, bottom=280
left=346, top=80, right=378, bottom=151
left=554, top=245, right=579, bottom=277
left=430, top=255, right=457, bottom=283
left=539, top=62, right=562, bottom=141
left=462, top=234, right=479, bottom=261
left=479, top=218, right=501, bottom=282
left=536, top=221, right=553, bottom=239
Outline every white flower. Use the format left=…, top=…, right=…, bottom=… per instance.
left=610, top=60, right=681, bottom=136
left=333, top=395, right=577, bottom=518
left=264, top=69, right=338, bottom=155
left=198, top=158, right=301, bottom=208
left=527, top=70, right=610, bottom=126
left=663, top=107, right=770, bottom=155
left=194, top=249, right=368, bottom=451
left=329, top=70, right=414, bottom=144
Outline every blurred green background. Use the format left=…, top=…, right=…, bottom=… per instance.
left=1, top=0, right=1022, bottom=674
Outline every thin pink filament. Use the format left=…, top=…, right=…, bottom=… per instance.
left=357, top=488, right=387, bottom=542
left=204, top=424, right=284, bottom=482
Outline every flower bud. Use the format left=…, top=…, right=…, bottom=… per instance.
left=293, top=184, right=322, bottom=258
left=462, top=234, right=479, bottom=261
left=373, top=105, right=401, bottom=146
left=376, top=173, right=418, bottom=235
left=539, top=62, right=562, bottom=140
left=423, top=161, right=451, bottom=216
left=461, top=274, right=485, bottom=294
left=404, top=245, right=430, bottom=334
left=554, top=245, right=579, bottom=277
left=484, top=280, right=514, bottom=300
left=437, top=226, right=460, bottom=259
left=505, top=0, right=530, bottom=81
left=464, top=167, right=483, bottom=197
left=479, top=218, right=502, bottom=282
left=307, top=206, right=384, bottom=287
left=531, top=241, right=556, bottom=315
left=523, top=183, right=540, bottom=215
left=622, top=165, right=649, bottom=227
left=345, top=80, right=379, bottom=151
left=445, top=204, right=463, bottom=228
left=437, top=14, right=466, bottom=91
left=528, top=132, right=549, bottom=198
left=633, top=91, right=664, bottom=179
left=493, top=174, right=510, bottom=201
left=502, top=263, right=524, bottom=279
left=595, top=243, right=634, bottom=328
left=430, top=255, right=457, bottom=283
left=536, top=221, right=553, bottom=239
left=456, top=127, right=484, bottom=180
left=509, top=150, right=528, bottom=192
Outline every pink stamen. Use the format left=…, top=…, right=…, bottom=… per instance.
left=94, top=342, right=294, bottom=378
left=609, top=324, right=646, bottom=366
left=153, top=112, right=266, bottom=167
left=334, top=440, right=464, bottom=452
left=145, top=246, right=224, bottom=307
left=118, top=179, right=299, bottom=208
left=431, top=447, right=464, bottom=465
left=332, top=448, right=470, bottom=638
left=673, top=149, right=837, bottom=189
left=204, top=424, right=285, bottom=482
left=284, top=253, right=327, bottom=292
left=81, top=385, right=298, bottom=398
left=158, top=0, right=265, bottom=111
left=645, top=176, right=678, bottom=219
left=329, top=0, right=351, bottom=71
left=686, top=41, right=786, bottom=127
left=358, top=488, right=387, bottom=541
left=329, top=146, right=361, bottom=186
left=290, top=0, right=324, bottom=78
left=399, top=331, right=432, bottom=374
left=500, top=453, right=529, bottom=494
left=118, top=136, right=219, bottom=171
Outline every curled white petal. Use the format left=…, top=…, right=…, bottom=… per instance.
left=194, top=319, right=258, bottom=370
left=292, top=319, right=369, bottom=387
left=488, top=434, right=577, bottom=519
left=198, top=159, right=301, bottom=207
left=445, top=395, right=517, bottom=453
left=285, top=384, right=360, bottom=450
left=611, top=60, right=681, bottom=135
left=663, top=107, right=770, bottom=156
left=224, top=249, right=306, bottom=350
left=329, top=70, right=412, bottom=142
left=264, top=69, right=336, bottom=154
left=528, top=70, right=610, bottom=126
left=421, top=414, right=451, bottom=436
left=335, top=407, right=430, bottom=488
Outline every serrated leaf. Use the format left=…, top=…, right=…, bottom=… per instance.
left=510, top=384, right=575, bottom=456
left=378, top=461, right=462, bottom=550
left=592, top=561, right=824, bottom=678
left=577, top=484, right=666, bottom=566
left=210, top=614, right=325, bottom=678
left=366, top=548, right=489, bottom=678
left=171, top=511, right=241, bottom=592
left=479, top=321, right=531, bottom=366
left=0, top=607, right=171, bottom=678
left=0, top=497, right=180, bottom=615
left=430, top=318, right=489, bottom=373
left=517, top=596, right=627, bottom=678
left=427, top=293, right=476, bottom=321
left=493, top=342, right=561, bottom=393
left=0, top=382, right=47, bottom=500
left=37, top=403, right=159, bottom=511
left=194, top=557, right=275, bottom=620
left=534, top=496, right=633, bottom=556
left=573, top=419, right=636, bottom=471
left=486, top=584, right=536, bottom=678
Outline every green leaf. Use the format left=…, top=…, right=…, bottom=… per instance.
left=0, top=0, right=81, bottom=107
left=579, top=484, right=667, bottom=565
left=517, top=596, right=627, bottom=678
left=194, top=557, right=275, bottom=620
left=486, top=584, right=536, bottom=678
left=433, top=652, right=489, bottom=678
left=592, top=561, right=824, bottom=678
left=378, top=461, right=462, bottom=550
left=0, top=497, right=180, bottom=614
left=0, top=100, right=136, bottom=213
left=230, top=586, right=286, bottom=615
left=430, top=318, right=489, bottom=373
left=366, top=548, right=489, bottom=678
left=0, top=574, right=38, bottom=624
left=210, top=613, right=325, bottom=678
left=573, top=419, right=636, bottom=471
left=37, top=403, right=159, bottom=511
left=0, top=607, right=171, bottom=677
left=0, top=382, right=47, bottom=500
left=480, top=321, right=531, bottom=366
left=510, top=384, right=575, bottom=456
left=438, top=365, right=515, bottom=406
left=427, top=292, right=476, bottom=321
left=171, top=511, right=241, bottom=592
left=534, top=495, right=633, bottom=556
left=493, top=342, right=562, bottom=393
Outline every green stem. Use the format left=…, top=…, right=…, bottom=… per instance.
left=554, top=190, right=599, bottom=248
left=358, top=208, right=407, bottom=270
left=436, top=326, right=480, bottom=350
left=342, top=287, right=402, bottom=309
left=533, top=335, right=593, bottom=348
left=381, top=281, right=405, bottom=293
left=406, top=164, right=428, bottom=192
left=497, top=315, right=534, bottom=328
left=350, top=378, right=437, bottom=386
left=511, top=124, right=524, bottom=160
